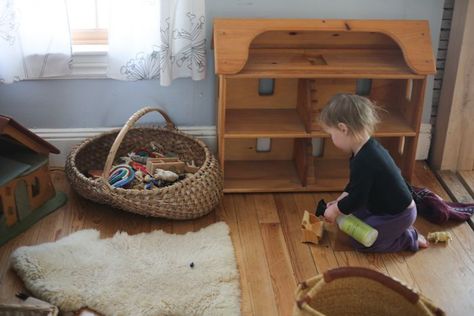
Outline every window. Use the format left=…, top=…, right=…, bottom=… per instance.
left=31, top=177, right=40, bottom=197
left=67, top=0, right=109, bottom=46
left=66, top=0, right=109, bottom=77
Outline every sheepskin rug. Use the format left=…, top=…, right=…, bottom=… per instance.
left=10, top=222, right=240, bottom=315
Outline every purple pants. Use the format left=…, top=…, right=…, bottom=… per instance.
left=351, top=202, right=419, bottom=253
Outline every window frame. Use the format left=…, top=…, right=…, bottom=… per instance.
left=66, top=1, right=109, bottom=78
left=71, top=28, right=108, bottom=45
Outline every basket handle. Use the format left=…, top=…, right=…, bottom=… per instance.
left=295, top=267, right=421, bottom=315
left=323, top=267, right=419, bottom=303
left=102, top=107, right=175, bottom=179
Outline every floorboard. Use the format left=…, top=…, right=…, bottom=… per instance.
left=436, top=170, right=474, bottom=203
left=274, top=194, right=318, bottom=282
left=232, top=195, right=278, bottom=316
left=436, top=169, right=474, bottom=229
left=1, top=162, right=473, bottom=315
left=457, top=170, right=474, bottom=198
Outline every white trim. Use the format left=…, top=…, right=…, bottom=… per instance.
left=32, top=126, right=216, bottom=167
left=416, top=123, right=432, bottom=160
left=37, top=46, right=109, bottom=80
left=69, top=45, right=108, bottom=79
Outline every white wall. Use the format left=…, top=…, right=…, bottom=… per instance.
left=0, top=0, right=444, bottom=129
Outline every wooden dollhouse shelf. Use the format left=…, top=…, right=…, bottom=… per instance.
left=225, top=109, right=307, bottom=138
left=214, top=19, right=436, bottom=192
left=228, top=49, right=425, bottom=79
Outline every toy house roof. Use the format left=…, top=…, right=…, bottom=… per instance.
left=0, top=115, right=59, bottom=155
left=213, top=19, right=437, bottom=77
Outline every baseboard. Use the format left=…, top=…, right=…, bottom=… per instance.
left=32, top=123, right=431, bottom=167
left=32, top=126, right=216, bottom=167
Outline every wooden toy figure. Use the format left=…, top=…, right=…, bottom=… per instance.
left=427, top=231, right=452, bottom=243
left=0, top=115, right=67, bottom=246
left=301, top=210, right=324, bottom=244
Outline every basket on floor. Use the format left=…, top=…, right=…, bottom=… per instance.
left=293, top=267, right=444, bottom=316
left=65, top=107, right=223, bottom=219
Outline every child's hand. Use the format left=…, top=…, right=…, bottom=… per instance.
left=324, top=203, right=342, bottom=224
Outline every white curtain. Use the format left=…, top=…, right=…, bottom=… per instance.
left=0, top=0, right=205, bottom=86
left=0, top=0, right=72, bottom=83
left=107, top=0, right=206, bottom=86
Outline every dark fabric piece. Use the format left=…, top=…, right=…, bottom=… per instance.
left=337, top=138, right=413, bottom=215
left=410, top=186, right=474, bottom=224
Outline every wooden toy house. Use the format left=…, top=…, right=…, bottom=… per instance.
left=213, top=19, right=436, bottom=192
left=0, top=115, right=67, bottom=246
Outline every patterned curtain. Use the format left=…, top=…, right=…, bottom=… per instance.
left=0, top=0, right=72, bottom=84
left=107, top=0, right=206, bottom=86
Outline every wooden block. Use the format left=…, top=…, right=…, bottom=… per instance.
left=146, top=157, right=179, bottom=165
left=146, top=158, right=185, bottom=174
left=87, top=170, right=103, bottom=178
left=301, top=228, right=317, bottom=244
left=156, top=157, right=180, bottom=162
left=300, top=210, right=324, bottom=244
left=155, top=162, right=185, bottom=173
left=184, top=164, right=200, bottom=174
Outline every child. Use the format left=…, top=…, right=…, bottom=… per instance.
left=319, top=93, right=428, bottom=252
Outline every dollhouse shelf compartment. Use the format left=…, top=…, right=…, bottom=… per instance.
left=224, top=160, right=303, bottom=193
left=224, top=159, right=350, bottom=193
left=225, top=108, right=416, bottom=138
left=214, top=19, right=436, bottom=193
left=230, top=49, right=425, bottom=79
left=225, top=109, right=307, bottom=138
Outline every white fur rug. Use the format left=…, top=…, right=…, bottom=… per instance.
left=10, top=222, right=240, bottom=315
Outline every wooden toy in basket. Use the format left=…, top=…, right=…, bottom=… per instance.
left=65, top=107, right=223, bottom=219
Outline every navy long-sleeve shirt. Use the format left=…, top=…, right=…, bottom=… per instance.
left=337, top=138, right=413, bottom=215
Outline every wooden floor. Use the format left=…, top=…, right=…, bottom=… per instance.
left=1, top=162, right=473, bottom=315
left=436, top=170, right=474, bottom=230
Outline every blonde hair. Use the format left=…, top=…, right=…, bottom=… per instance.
left=319, top=94, right=380, bottom=138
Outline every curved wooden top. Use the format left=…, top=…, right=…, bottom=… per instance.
left=213, top=19, right=436, bottom=76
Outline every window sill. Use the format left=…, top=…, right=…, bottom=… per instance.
left=67, top=45, right=108, bottom=79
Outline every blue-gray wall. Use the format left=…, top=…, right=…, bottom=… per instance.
left=0, top=0, right=444, bottom=128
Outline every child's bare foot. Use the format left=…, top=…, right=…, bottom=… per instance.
left=418, top=234, right=429, bottom=249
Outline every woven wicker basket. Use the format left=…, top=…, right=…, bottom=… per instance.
left=293, top=267, right=444, bottom=316
left=65, top=107, right=223, bottom=219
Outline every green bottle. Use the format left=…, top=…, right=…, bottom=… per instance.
left=316, top=199, right=378, bottom=247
